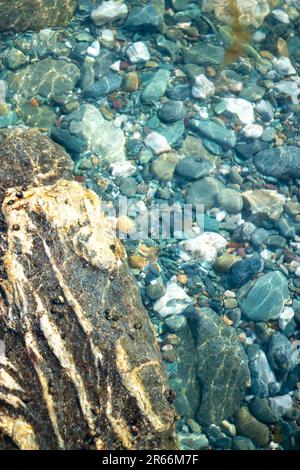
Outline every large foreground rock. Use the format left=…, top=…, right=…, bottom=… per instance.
left=0, top=0, right=78, bottom=32
left=0, top=129, right=177, bottom=450
left=190, top=308, right=250, bottom=426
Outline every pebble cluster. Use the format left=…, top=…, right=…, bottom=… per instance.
left=1, top=0, right=300, bottom=451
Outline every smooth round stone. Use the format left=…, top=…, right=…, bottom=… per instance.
left=234, top=407, right=270, bottom=448
left=178, top=433, right=209, bottom=451
left=165, top=315, right=187, bottom=332
left=249, top=398, right=278, bottom=424
left=151, top=152, right=180, bottom=181
left=158, top=101, right=187, bottom=123
left=126, top=41, right=150, bottom=63
left=214, top=254, right=241, bottom=273
left=146, top=281, right=166, bottom=300
left=122, top=71, right=139, bottom=92
left=119, top=177, right=137, bottom=197
left=166, top=84, right=190, bottom=101
left=262, top=127, right=276, bottom=142
left=217, top=188, right=243, bottom=214
left=186, top=176, right=225, bottom=211
left=239, top=84, right=265, bottom=102
left=229, top=256, right=264, bottom=288
left=175, top=157, right=214, bottom=180
left=251, top=228, right=268, bottom=247
left=232, top=436, right=256, bottom=450
left=241, top=271, right=289, bottom=322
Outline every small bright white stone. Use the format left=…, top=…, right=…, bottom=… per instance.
left=241, top=124, right=264, bottom=139
left=87, top=40, right=100, bottom=57
left=110, top=60, right=121, bottom=71
left=224, top=97, right=254, bottom=125
left=110, top=161, right=136, bottom=177
left=91, top=1, right=128, bottom=26
left=126, top=42, right=150, bottom=64
left=192, top=74, right=215, bottom=99
left=144, top=132, right=171, bottom=155
left=272, top=9, right=290, bottom=24
left=295, top=266, right=300, bottom=277
left=153, top=282, right=192, bottom=318
left=182, top=232, right=227, bottom=264
left=279, top=306, right=294, bottom=330
left=273, top=57, right=296, bottom=76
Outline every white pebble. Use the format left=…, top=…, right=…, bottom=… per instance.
left=91, top=1, right=128, bottom=26
left=241, top=124, right=264, bottom=139
left=110, top=161, right=136, bottom=177
left=153, top=282, right=192, bottom=318
left=192, top=74, right=215, bottom=99
left=144, top=131, right=171, bottom=155
left=273, top=57, right=296, bottom=76
left=272, top=9, right=290, bottom=24
left=279, top=306, right=294, bottom=330
left=87, top=40, right=100, bottom=57
left=126, top=42, right=150, bottom=64
left=181, top=232, right=227, bottom=264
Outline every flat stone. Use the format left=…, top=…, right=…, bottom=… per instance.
left=153, top=281, right=192, bottom=318
left=229, top=256, right=264, bottom=288
left=190, top=119, right=236, bottom=149
left=185, top=176, right=225, bottom=210
left=243, top=189, right=285, bottom=221
left=190, top=307, right=250, bottom=426
left=184, top=44, right=225, bottom=65
left=241, top=271, right=289, bottom=322
left=217, top=188, right=243, bottom=214
left=158, top=101, right=187, bottom=123
left=6, top=58, right=80, bottom=101
left=235, top=407, right=270, bottom=448
left=151, top=152, right=180, bottom=181
left=254, top=146, right=300, bottom=179
left=0, top=0, right=77, bottom=31
left=91, top=1, right=128, bottom=26
left=125, top=0, right=165, bottom=33
left=61, top=103, right=125, bottom=163
left=175, top=157, right=214, bottom=180
left=141, top=68, right=171, bottom=103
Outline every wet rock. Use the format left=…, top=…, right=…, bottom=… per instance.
left=217, top=188, right=243, bottom=214
left=151, top=152, right=180, bottom=181
left=185, top=176, right=225, bottom=211
left=254, top=146, right=300, bottom=179
left=267, top=332, right=300, bottom=373
left=182, top=232, right=227, bottom=264
left=178, top=433, right=209, bottom=450
left=190, top=119, right=236, bottom=149
left=222, top=97, right=254, bottom=125
left=241, top=271, right=289, bottom=322
left=125, top=0, right=165, bottom=33
left=5, top=58, right=80, bottom=101
left=0, top=0, right=78, bottom=32
left=84, top=71, right=123, bottom=98
left=145, top=132, right=171, bottom=155
left=141, top=69, right=171, bottom=103
left=2, top=47, right=28, bottom=70
left=232, top=436, right=256, bottom=450
left=191, top=74, right=215, bottom=99
left=91, top=1, right=128, bottom=26
left=0, top=128, right=177, bottom=450
left=234, top=407, right=270, bottom=448
left=248, top=349, right=280, bottom=398
left=209, top=0, right=270, bottom=28
left=184, top=44, right=224, bottom=65
left=153, top=282, right=192, bottom=318
left=243, top=189, right=285, bottom=221
left=59, top=104, right=125, bottom=164
left=269, top=395, right=293, bottom=419
left=126, top=42, right=150, bottom=64
left=175, top=157, right=214, bottom=180
left=229, top=256, right=264, bottom=288
left=249, top=398, right=278, bottom=424
left=190, top=307, right=250, bottom=426
left=158, top=101, right=187, bottom=123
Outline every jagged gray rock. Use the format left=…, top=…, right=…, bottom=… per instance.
left=0, top=129, right=177, bottom=450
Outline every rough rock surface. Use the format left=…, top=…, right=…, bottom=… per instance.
left=189, top=308, right=250, bottom=427
left=254, top=146, right=300, bottom=179
left=0, top=0, right=78, bottom=32
left=0, top=129, right=177, bottom=450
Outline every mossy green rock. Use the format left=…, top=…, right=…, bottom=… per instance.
left=241, top=271, right=289, bottom=322
left=0, top=0, right=78, bottom=32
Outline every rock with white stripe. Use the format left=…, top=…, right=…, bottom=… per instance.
left=0, top=128, right=177, bottom=450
